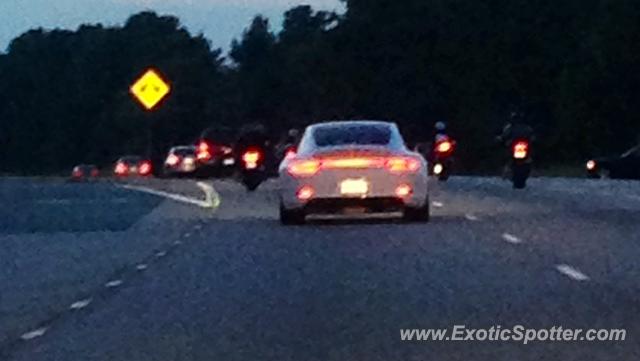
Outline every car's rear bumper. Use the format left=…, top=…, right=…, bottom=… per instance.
left=302, top=197, right=407, bottom=215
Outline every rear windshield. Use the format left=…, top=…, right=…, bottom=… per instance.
left=121, top=157, right=142, bottom=164
left=173, top=148, right=196, bottom=156
left=313, top=125, right=392, bottom=147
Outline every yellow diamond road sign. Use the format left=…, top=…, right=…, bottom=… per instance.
left=130, top=69, right=170, bottom=110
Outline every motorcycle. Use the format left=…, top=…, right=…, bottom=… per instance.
left=239, top=147, right=268, bottom=191
left=510, top=138, right=532, bottom=189
left=432, top=138, right=456, bottom=181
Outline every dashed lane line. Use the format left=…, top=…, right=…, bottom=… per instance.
left=136, top=264, right=148, bottom=271
left=556, top=264, right=590, bottom=281
left=105, top=280, right=123, bottom=288
left=432, top=201, right=444, bottom=208
left=502, top=233, right=523, bottom=244
left=20, top=327, right=48, bottom=341
left=69, top=298, right=92, bottom=310
left=465, top=214, right=479, bottom=221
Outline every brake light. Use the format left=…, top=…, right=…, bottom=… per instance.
left=139, top=161, right=152, bottom=176
left=513, top=141, right=529, bottom=160
left=242, top=150, right=262, bottom=170
left=166, top=154, right=180, bottom=166
left=72, top=167, right=83, bottom=178
left=323, top=157, right=385, bottom=169
left=115, top=162, right=128, bottom=175
left=288, top=159, right=321, bottom=177
left=386, top=157, right=421, bottom=173
left=285, top=147, right=297, bottom=160
left=197, top=142, right=212, bottom=161
left=435, top=141, right=453, bottom=154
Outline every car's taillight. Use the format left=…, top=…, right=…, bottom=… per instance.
left=166, top=154, right=180, bottom=166
left=288, top=159, right=321, bottom=177
left=513, top=141, right=529, bottom=160
left=285, top=147, right=297, bottom=160
left=323, top=157, right=385, bottom=169
left=386, top=157, right=421, bottom=173
left=586, top=160, right=596, bottom=171
left=242, top=150, right=262, bottom=170
left=72, top=167, right=83, bottom=178
left=115, top=163, right=128, bottom=175
left=139, top=161, right=152, bottom=176
left=197, top=142, right=212, bottom=161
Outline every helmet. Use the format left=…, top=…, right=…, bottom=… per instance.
left=435, top=121, right=447, bottom=131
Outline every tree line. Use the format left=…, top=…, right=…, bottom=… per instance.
left=1, top=0, right=639, bottom=174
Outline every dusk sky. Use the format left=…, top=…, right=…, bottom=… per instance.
left=0, top=0, right=344, bottom=53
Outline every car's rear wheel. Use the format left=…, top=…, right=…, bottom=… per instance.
left=280, top=202, right=306, bottom=225
left=404, top=197, right=430, bottom=223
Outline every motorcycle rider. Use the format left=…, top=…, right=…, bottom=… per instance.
left=235, top=123, right=274, bottom=171
left=496, top=112, right=534, bottom=146
left=496, top=112, right=534, bottom=178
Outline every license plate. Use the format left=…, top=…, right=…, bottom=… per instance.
left=130, top=166, right=138, bottom=173
left=340, top=178, right=369, bottom=196
left=343, top=207, right=367, bottom=215
left=223, top=158, right=235, bottom=166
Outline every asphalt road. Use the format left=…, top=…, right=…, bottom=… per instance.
left=2, top=176, right=639, bottom=360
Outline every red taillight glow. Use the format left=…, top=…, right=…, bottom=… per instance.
left=285, top=148, right=297, bottom=160
left=288, top=159, right=321, bottom=177
left=287, top=156, right=421, bottom=177
left=323, top=157, right=384, bottom=169
left=242, top=150, right=262, bottom=169
left=435, top=141, right=453, bottom=154
left=395, top=184, right=413, bottom=198
left=139, top=161, right=152, bottom=176
left=197, top=142, right=212, bottom=161
left=513, top=141, right=529, bottom=160
left=72, top=167, right=83, bottom=178
left=297, top=186, right=315, bottom=201
left=90, top=169, right=99, bottom=177
left=386, top=157, right=421, bottom=173
left=166, top=154, right=180, bottom=166
left=115, top=162, right=128, bottom=175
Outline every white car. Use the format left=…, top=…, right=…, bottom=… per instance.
left=278, top=120, right=430, bottom=224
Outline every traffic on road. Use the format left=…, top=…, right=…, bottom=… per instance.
left=2, top=1, right=640, bottom=360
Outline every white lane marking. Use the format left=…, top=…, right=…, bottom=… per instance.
left=194, top=225, right=202, bottom=230
left=556, top=264, right=590, bottom=281
left=197, top=182, right=221, bottom=209
left=173, top=240, right=183, bottom=246
left=105, top=280, right=123, bottom=288
left=465, top=214, right=479, bottom=221
left=184, top=233, right=191, bottom=238
left=432, top=201, right=444, bottom=208
left=118, top=184, right=215, bottom=209
left=155, top=251, right=167, bottom=258
left=21, top=327, right=48, bottom=340
left=35, top=198, right=129, bottom=205
left=502, top=233, right=523, bottom=244
left=69, top=298, right=92, bottom=310
left=35, top=199, right=72, bottom=205
left=136, top=264, right=148, bottom=271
